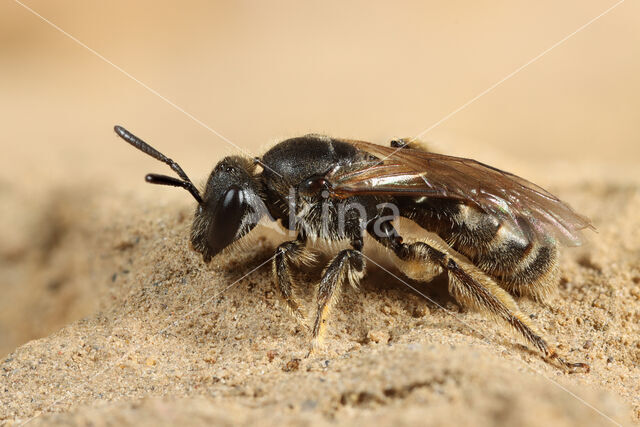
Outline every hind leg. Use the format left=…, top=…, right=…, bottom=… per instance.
left=389, top=137, right=430, bottom=152
left=368, top=220, right=588, bottom=372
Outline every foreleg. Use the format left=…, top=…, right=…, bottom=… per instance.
left=273, top=234, right=313, bottom=324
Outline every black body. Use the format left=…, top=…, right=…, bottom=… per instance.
left=260, top=135, right=381, bottom=237
left=114, top=126, right=591, bottom=372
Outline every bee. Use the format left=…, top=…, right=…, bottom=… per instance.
left=114, top=125, right=593, bottom=372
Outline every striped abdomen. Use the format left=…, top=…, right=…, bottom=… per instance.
left=398, top=197, right=558, bottom=300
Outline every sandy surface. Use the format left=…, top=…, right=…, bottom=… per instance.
left=1, top=148, right=640, bottom=426
left=2, top=1, right=640, bottom=426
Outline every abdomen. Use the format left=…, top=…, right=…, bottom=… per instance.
left=398, top=197, right=558, bottom=301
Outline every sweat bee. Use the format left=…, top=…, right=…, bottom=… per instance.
left=114, top=125, right=593, bottom=372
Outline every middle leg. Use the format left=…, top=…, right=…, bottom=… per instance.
left=311, top=236, right=365, bottom=350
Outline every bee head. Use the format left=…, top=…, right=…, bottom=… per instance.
left=190, top=156, right=264, bottom=262
left=114, top=125, right=264, bottom=263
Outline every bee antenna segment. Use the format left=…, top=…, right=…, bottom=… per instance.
left=114, top=125, right=203, bottom=204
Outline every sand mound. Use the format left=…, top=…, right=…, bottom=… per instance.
left=2, top=170, right=639, bottom=425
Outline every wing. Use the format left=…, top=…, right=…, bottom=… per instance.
left=326, top=139, right=594, bottom=246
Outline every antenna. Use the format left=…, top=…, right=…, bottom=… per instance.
left=114, top=125, right=203, bottom=204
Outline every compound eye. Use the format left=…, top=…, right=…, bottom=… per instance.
left=205, top=185, right=246, bottom=258
left=221, top=186, right=244, bottom=212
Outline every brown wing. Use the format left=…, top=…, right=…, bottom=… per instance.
left=327, top=139, right=594, bottom=246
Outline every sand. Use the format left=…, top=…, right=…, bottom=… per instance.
left=2, top=2, right=640, bottom=426
left=1, top=147, right=639, bottom=426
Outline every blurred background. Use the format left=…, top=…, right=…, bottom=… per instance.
left=0, top=0, right=638, bottom=356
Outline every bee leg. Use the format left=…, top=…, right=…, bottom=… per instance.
left=368, top=220, right=589, bottom=373
left=273, top=233, right=312, bottom=325
left=389, top=137, right=430, bottom=152
left=309, top=237, right=365, bottom=353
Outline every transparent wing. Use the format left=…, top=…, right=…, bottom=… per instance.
left=327, top=139, right=594, bottom=246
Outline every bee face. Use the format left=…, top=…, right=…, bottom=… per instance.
left=190, top=156, right=262, bottom=262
